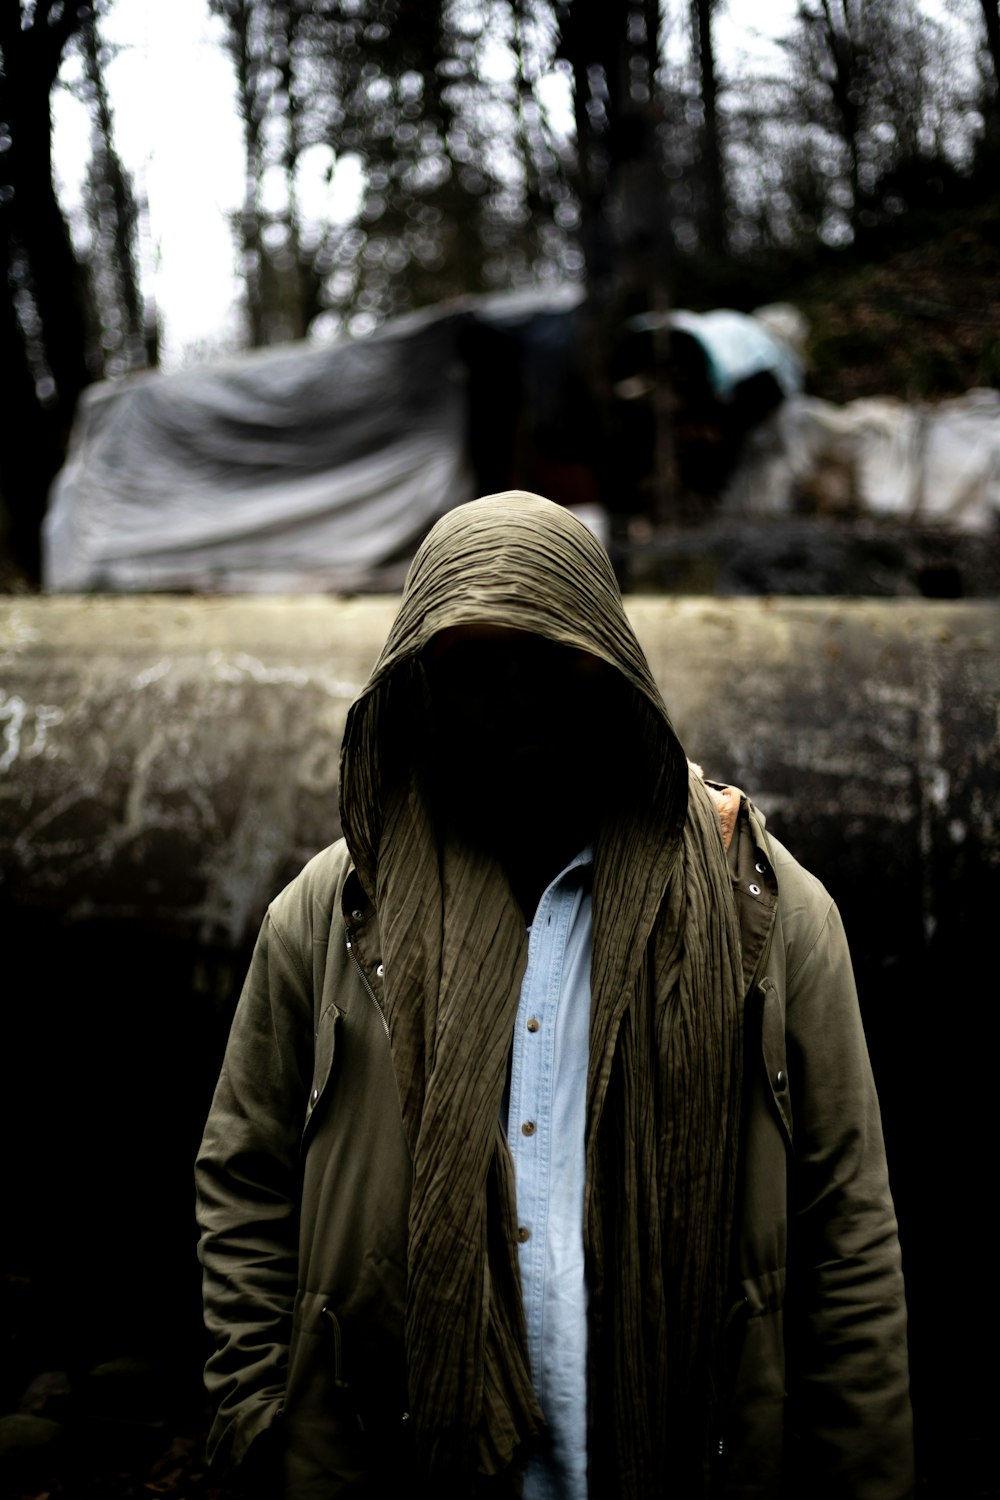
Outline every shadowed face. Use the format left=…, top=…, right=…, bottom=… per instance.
left=421, top=624, right=622, bottom=880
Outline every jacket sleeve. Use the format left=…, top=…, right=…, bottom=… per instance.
left=781, top=876, right=914, bottom=1497
left=194, top=903, right=317, bottom=1469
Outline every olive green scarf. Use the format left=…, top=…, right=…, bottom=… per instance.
left=339, top=493, right=743, bottom=1496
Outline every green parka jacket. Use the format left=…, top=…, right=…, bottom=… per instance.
left=195, top=787, right=913, bottom=1500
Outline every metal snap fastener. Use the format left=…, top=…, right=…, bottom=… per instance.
left=521, top=1121, right=536, bottom=1137
left=775, top=1070, right=787, bottom=1092
left=352, top=908, right=364, bottom=921
left=312, top=1088, right=319, bottom=1103
left=755, top=862, right=766, bottom=874
left=749, top=883, right=761, bottom=896
left=526, top=1017, right=540, bottom=1033
left=376, top=963, right=385, bottom=978
left=517, top=1226, right=531, bottom=1243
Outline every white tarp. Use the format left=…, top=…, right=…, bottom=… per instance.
left=42, top=287, right=593, bottom=594
left=43, top=304, right=475, bottom=594
left=724, top=387, right=1000, bottom=532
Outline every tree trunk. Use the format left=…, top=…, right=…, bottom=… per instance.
left=693, top=0, right=727, bottom=255
left=979, top=0, right=1000, bottom=149
left=3, top=45, right=91, bottom=416
left=981, top=0, right=1000, bottom=91
left=556, top=0, right=675, bottom=523
left=0, top=221, right=56, bottom=578
left=818, top=0, right=867, bottom=232
left=81, top=13, right=149, bottom=372
left=216, top=0, right=269, bottom=346
left=0, top=0, right=93, bottom=578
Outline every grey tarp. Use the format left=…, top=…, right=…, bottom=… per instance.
left=42, top=288, right=585, bottom=594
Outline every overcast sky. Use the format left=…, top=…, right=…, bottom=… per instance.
left=52, top=0, right=801, bottom=368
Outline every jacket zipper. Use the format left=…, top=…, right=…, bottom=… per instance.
left=346, top=939, right=390, bottom=1038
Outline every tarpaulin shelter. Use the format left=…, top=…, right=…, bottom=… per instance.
left=42, top=288, right=588, bottom=594
left=42, top=288, right=805, bottom=594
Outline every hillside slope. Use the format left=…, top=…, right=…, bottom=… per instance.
left=791, top=194, right=1000, bottom=404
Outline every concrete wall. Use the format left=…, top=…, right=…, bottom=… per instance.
left=4, top=595, right=996, bottom=946
left=2, top=595, right=998, bottom=1489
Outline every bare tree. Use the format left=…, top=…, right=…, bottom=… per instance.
left=977, top=0, right=1000, bottom=149
left=213, top=0, right=569, bottom=340
left=554, top=0, right=676, bottom=517
left=784, top=0, right=871, bottom=236
left=79, top=9, right=154, bottom=376
left=981, top=0, right=1000, bottom=91
left=210, top=0, right=310, bottom=344
left=776, top=0, right=959, bottom=242
left=0, top=0, right=93, bottom=578
left=691, top=0, right=727, bottom=255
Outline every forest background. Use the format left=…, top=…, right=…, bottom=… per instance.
left=3, top=0, right=1000, bottom=584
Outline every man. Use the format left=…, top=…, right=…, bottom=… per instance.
left=195, top=490, right=913, bottom=1498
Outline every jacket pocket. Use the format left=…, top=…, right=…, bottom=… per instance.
left=285, top=1292, right=411, bottom=1493
left=714, top=1272, right=787, bottom=1496
left=714, top=1290, right=753, bottom=1480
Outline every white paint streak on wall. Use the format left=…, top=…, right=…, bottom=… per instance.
left=124, top=728, right=168, bottom=832
left=0, top=692, right=26, bottom=774
left=0, top=692, right=59, bottom=775
left=27, top=704, right=64, bottom=759
left=132, top=659, right=173, bottom=690
left=206, top=649, right=360, bottom=698
left=14, top=786, right=95, bottom=861
left=0, top=609, right=40, bottom=668
left=198, top=815, right=286, bottom=948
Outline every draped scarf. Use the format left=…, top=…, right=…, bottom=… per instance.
left=339, top=492, right=744, bottom=1496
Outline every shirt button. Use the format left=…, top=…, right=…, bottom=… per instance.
left=517, top=1226, right=531, bottom=1243
left=521, top=1121, right=536, bottom=1136
left=526, top=1017, right=540, bottom=1033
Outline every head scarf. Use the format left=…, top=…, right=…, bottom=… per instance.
left=339, top=492, right=743, bottom=1495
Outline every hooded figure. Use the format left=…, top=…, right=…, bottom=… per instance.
left=196, top=492, right=913, bottom=1499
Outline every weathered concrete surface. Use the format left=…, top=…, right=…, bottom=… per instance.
left=2, top=595, right=997, bottom=950
left=1, top=596, right=390, bottom=949
left=2, top=595, right=998, bottom=1493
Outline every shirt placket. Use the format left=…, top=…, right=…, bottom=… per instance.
left=509, top=879, right=574, bottom=1382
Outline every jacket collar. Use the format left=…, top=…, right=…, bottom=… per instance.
left=701, top=776, right=778, bottom=996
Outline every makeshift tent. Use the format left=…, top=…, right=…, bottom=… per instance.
left=42, top=288, right=808, bottom=594
left=42, top=288, right=588, bottom=594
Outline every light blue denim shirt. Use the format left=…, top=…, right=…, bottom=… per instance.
left=506, top=847, right=593, bottom=1500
